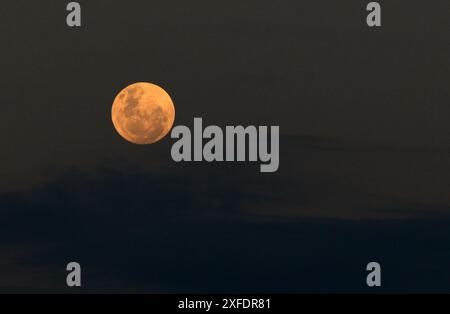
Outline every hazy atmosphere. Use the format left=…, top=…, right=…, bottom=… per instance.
left=0, top=0, right=448, bottom=292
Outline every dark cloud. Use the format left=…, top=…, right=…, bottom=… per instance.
left=0, top=165, right=449, bottom=292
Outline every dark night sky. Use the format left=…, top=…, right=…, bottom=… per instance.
left=0, top=0, right=449, bottom=292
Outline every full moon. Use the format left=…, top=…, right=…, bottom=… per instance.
left=111, top=82, right=175, bottom=144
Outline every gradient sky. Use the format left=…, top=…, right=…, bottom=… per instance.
left=0, top=0, right=449, bottom=292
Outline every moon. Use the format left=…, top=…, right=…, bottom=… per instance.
left=111, top=82, right=175, bottom=144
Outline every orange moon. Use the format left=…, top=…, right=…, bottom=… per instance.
left=111, top=82, right=175, bottom=144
